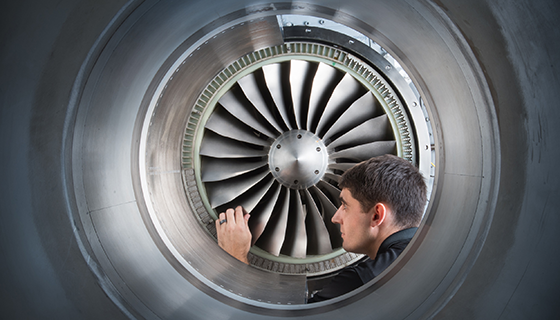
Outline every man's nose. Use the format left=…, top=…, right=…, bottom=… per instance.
left=331, top=207, right=342, bottom=224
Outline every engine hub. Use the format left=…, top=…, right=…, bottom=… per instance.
left=269, top=130, right=328, bottom=189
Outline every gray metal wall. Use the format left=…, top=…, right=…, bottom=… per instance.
left=1, top=0, right=559, bottom=319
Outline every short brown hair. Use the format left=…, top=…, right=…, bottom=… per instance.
left=338, top=154, right=427, bottom=228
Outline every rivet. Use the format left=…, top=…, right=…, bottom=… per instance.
left=294, top=180, right=299, bottom=184
left=277, top=144, right=281, bottom=149
left=316, top=147, right=321, bottom=152
left=297, top=134, right=302, bottom=139
left=275, top=167, right=280, bottom=172
left=314, top=170, right=319, bottom=175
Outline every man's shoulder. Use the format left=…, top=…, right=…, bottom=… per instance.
left=355, top=228, right=417, bottom=282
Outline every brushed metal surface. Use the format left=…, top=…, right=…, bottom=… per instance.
left=238, top=72, right=286, bottom=133
left=269, top=130, right=328, bottom=189
left=194, top=43, right=407, bottom=263
left=220, top=88, right=280, bottom=139
left=290, top=59, right=316, bottom=129
left=2, top=0, right=559, bottom=319
left=323, top=93, right=383, bottom=142
left=201, top=157, right=268, bottom=182
left=302, top=188, right=334, bottom=255
left=328, top=115, right=391, bottom=150
left=262, top=63, right=295, bottom=130
left=315, top=73, right=366, bottom=136
left=256, top=187, right=290, bottom=256
left=205, top=106, right=271, bottom=146
left=307, top=62, right=343, bottom=131
left=77, top=1, right=497, bottom=315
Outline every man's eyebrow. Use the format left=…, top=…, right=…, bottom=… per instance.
left=339, top=197, right=347, bottom=204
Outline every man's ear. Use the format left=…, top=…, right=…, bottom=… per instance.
left=370, top=203, right=387, bottom=227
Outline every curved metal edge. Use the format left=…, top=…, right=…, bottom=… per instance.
left=406, top=0, right=501, bottom=317
left=135, top=5, right=310, bottom=313
left=61, top=1, right=148, bottom=319
left=65, top=0, right=502, bottom=318
left=140, top=2, right=445, bottom=316
left=182, top=43, right=404, bottom=271
left=277, top=0, right=502, bottom=317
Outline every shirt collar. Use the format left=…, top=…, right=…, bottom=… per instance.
left=378, top=227, right=418, bottom=253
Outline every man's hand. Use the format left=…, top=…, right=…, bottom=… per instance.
left=216, top=206, right=252, bottom=264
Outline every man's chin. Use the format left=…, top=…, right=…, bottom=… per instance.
left=342, top=244, right=354, bottom=253
left=342, top=245, right=364, bottom=255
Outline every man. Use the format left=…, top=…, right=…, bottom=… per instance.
left=215, top=154, right=427, bottom=302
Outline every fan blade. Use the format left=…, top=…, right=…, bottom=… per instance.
left=205, top=168, right=270, bottom=208
left=248, top=182, right=282, bottom=244
left=309, top=186, right=342, bottom=249
left=237, top=72, right=285, bottom=133
left=218, top=87, right=279, bottom=138
left=323, top=92, right=382, bottom=142
left=316, top=73, right=366, bottom=136
left=262, top=63, right=294, bottom=130
left=213, top=174, right=276, bottom=216
left=290, top=60, right=316, bottom=129
left=255, top=187, right=290, bottom=256
left=307, top=62, right=344, bottom=132
left=328, top=162, right=356, bottom=172
left=323, top=172, right=342, bottom=184
left=280, top=190, right=307, bottom=258
left=201, top=157, right=267, bottom=182
left=205, top=106, right=270, bottom=146
left=328, top=114, right=391, bottom=150
left=330, top=141, right=397, bottom=162
left=199, top=131, right=267, bottom=158
left=317, top=180, right=342, bottom=208
left=302, top=189, right=333, bottom=255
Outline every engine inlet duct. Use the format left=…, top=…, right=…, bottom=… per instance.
left=181, top=34, right=431, bottom=274
left=4, top=0, right=517, bottom=317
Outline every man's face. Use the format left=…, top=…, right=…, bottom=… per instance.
left=331, top=188, right=373, bottom=254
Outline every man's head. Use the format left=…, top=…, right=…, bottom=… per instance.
left=339, top=154, right=427, bottom=229
left=331, top=155, right=427, bottom=257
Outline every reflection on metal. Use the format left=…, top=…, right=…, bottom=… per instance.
left=17, top=0, right=514, bottom=317
left=278, top=14, right=414, bottom=86
left=179, top=38, right=427, bottom=274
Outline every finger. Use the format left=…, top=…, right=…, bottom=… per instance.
left=216, top=212, right=226, bottom=228
left=240, top=207, right=251, bottom=225
left=235, top=206, right=245, bottom=225
left=226, top=208, right=235, bottom=226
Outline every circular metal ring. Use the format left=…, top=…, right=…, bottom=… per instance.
left=68, top=1, right=500, bottom=317
left=181, top=38, right=430, bottom=275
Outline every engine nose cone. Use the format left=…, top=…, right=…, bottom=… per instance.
left=269, top=130, right=328, bottom=189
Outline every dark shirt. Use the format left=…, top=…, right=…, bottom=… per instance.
left=307, top=227, right=417, bottom=303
